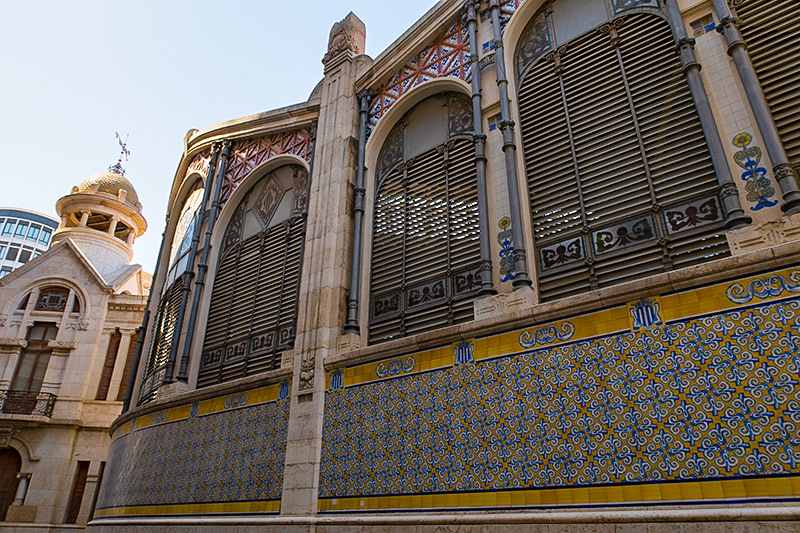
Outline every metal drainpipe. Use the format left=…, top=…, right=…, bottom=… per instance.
left=177, top=140, right=230, bottom=382
left=466, top=0, right=498, bottom=297
left=711, top=0, right=800, bottom=215
left=162, top=144, right=222, bottom=384
left=664, top=0, right=751, bottom=230
left=488, top=0, right=532, bottom=289
left=344, top=90, right=372, bottom=334
left=122, top=224, right=168, bottom=413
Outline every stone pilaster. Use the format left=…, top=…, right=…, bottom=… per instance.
left=282, top=11, right=366, bottom=516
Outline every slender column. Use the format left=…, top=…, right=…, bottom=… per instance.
left=664, top=0, right=751, bottom=229
left=107, top=328, right=135, bottom=401
left=488, top=0, right=532, bottom=288
left=712, top=0, right=800, bottom=214
left=177, top=141, right=227, bottom=382
left=107, top=216, right=119, bottom=235
left=13, top=473, right=31, bottom=505
left=164, top=143, right=221, bottom=384
left=466, top=0, right=497, bottom=297
left=343, top=91, right=371, bottom=334
left=122, top=222, right=169, bottom=412
left=79, top=211, right=90, bottom=226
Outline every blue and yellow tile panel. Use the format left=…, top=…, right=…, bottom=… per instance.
left=319, top=266, right=800, bottom=512
left=95, top=380, right=291, bottom=518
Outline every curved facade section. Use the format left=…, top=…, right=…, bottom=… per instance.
left=0, top=208, right=59, bottom=278
left=96, top=2, right=800, bottom=531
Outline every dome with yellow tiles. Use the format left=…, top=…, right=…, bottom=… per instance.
left=78, top=171, right=139, bottom=206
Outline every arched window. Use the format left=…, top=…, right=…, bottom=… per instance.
left=369, top=93, right=482, bottom=344
left=517, top=7, right=728, bottom=301
left=139, top=183, right=204, bottom=404
left=734, top=0, right=800, bottom=173
left=198, top=165, right=308, bottom=387
left=35, top=287, right=70, bottom=312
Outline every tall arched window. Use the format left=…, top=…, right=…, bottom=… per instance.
left=734, top=0, right=800, bottom=173
left=139, top=182, right=203, bottom=404
left=369, top=93, right=482, bottom=344
left=517, top=7, right=728, bottom=301
left=198, top=165, right=307, bottom=387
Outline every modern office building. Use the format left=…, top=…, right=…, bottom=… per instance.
left=0, top=209, right=59, bottom=279
left=93, top=0, right=800, bottom=531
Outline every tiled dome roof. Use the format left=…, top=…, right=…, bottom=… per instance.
left=78, top=171, right=139, bottom=206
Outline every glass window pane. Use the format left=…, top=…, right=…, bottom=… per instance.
left=2, top=221, right=15, bottom=235
left=14, top=222, right=29, bottom=237
left=27, top=225, right=40, bottom=241
left=0, top=266, right=11, bottom=278
left=18, top=249, right=32, bottom=263
left=39, top=228, right=52, bottom=244
left=29, top=352, right=51, bottom=392
left=6, top=246, right=19, bottom=261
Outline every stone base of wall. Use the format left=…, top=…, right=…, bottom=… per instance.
left=727, top=212, right=800, bottom=254
left=87, top=506, right=800, bottom=533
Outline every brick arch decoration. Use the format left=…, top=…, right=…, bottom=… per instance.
left=220, top=128, right=313, bottom=205
left=186, top=149, right=212, bottom=179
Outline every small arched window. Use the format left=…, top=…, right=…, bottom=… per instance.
left=164, top=182, right=204, bottom=291
left=35, top=287, right=70, bottom=312
left=198, top=165, right=308, bottom=387
left=369, top=93, right=482, bottom=344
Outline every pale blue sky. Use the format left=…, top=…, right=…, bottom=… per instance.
left=0, top=0, right=436, bottom=272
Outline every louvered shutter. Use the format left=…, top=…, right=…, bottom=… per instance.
left=198, top=217, right=305, bottom=388
left=369, top=137, right=481, bottom=344
left=734, top=0, right=800, bottom=171
left=519, top=13, right=728, bottom=302
left=138, top=280, right=183, bottom=405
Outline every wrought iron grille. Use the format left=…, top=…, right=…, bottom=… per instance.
left=518, top=12, right=729, bottom=302
left=734, top=0, right=800, bottom=172
left=0, top=390, right=56, bottom=417
left=369, top=136, right=481, bottom=344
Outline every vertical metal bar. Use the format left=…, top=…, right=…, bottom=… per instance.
left=465, top=0, right=497, bottom=297
left=664, top=0, right=751, bottom=230
left=122, top=224, right=167, bottom=413
left=177, top=140, right=229, bottom=382
left=488, top=0, right=533, bottom=289
left=344, top=92, right=371, bottom=334
left=163, top=144, right=221, bottom=384
left=713, top=0, right=800, bottom=215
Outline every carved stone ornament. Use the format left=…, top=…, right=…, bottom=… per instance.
left=0, top=426, right=19, bottom=447
left=299, top=353, right=315, bottom=392
left=323, top=12, right=366, bottom=64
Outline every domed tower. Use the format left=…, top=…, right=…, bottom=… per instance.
left=53, top=168, right=147, bottom=278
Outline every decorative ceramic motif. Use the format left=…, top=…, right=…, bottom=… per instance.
left=628, top=297, right=664, bottom=331
left=539, top=237, right=583, bottom=271
left=732, top=133, right=778, bottom=211
left=97, top=395, right=290, bottom=513
left=368, top=22, right=471, bottom=132
left=220, top=129, right=313, bottom=203
left=663, top=196, right=723, bottom=234
left=376, top=357, right=416, bottom=378
left=320, top=296, right=800, bottom=504
left=498, top=217, right=516, bottom=282
left=726, top=270, right=800, bottom=304
left=593, top=216, right=655, bottom=254
left=516, top=10, right=551, bottom=78
left=519, top=322, right=575, bottom=348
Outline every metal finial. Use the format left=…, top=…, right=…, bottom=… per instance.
left=109, top=131, right=131, bottom=175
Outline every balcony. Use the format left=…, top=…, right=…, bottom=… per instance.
left=0, top=390, right=56, bottom=417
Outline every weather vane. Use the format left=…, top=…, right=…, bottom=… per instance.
left=109, top=131, right=131, bottom=175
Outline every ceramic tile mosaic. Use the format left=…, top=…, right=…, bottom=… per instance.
left=95, top=382, right=291, bottom=517
left=318, top=266, right=800, bottom=511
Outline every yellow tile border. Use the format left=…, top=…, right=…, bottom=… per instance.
left=132, top=381, right=290, bottom=433
left=94, top=499, right=280, bottom=517
left=326, top=265, right=800, bottom=392
left=318, top=475, right=800, bottom=512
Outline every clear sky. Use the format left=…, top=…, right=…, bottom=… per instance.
left=0, top=0, right=436, bottom=273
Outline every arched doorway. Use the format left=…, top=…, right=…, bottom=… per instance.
left=0, top=448, right=21, bottom=520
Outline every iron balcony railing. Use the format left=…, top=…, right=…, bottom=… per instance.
left=0, top=390, right=57, bottom=417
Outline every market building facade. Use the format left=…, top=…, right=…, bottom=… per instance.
left=93, top=0, right=800, bottom=530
